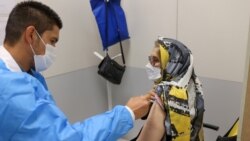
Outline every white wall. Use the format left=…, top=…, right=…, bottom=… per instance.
left=3, top=0, right=250, bottom=139
left=5, top=0, right=104, bottom=78
left=9, top=0, right=249, bottom=82
left=46, top=67, right=108, bottom=123
left=37, top=0, right=249, bottom=140
left=38, top=0, right=103, bottom=78
left=178, top=0, right=250, bottom=82
left=0, top=0, right=16, bottom=44
left=13, top=0, right=178, bottom=78
left=0, top=0, right=101, bottom=78
left=123, top=0, right=250, bottom=82
left=122, top=0, right=177, bottom=68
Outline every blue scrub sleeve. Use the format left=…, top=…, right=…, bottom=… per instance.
left=11, top=103, right=133, bottom=141
left=74, top=105, right=134, bottom=141
left=0, top=67, right=133, bottom=141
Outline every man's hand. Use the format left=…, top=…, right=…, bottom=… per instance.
left=126, top=91, right=156, bottom=120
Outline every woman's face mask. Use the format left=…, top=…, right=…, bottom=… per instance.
left=30, top=30, right=56, bottom=72
left=146, top=47, right=162, bottom=81
left=145, top=63, right=162, bottom=81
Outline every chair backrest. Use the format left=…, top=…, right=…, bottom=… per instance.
left=216, top=118, right=239, bottom=141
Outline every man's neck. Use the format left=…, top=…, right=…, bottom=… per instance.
left=4, top=42, right=32, bottom=72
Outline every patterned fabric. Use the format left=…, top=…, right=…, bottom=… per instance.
left=155, top=37, right=205, bottom=141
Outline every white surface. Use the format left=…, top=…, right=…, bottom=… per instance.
left=0, top=0, right=15, bottom=14
left=26, top=0, right=103, bottom=78
left=7, top=0, right=103, bottom=78
left=93, top=51, right=104, bottom=60
left=122, top=0, right=177, bottom=69
left=0, top=17, right=8, bottom=44
left=178, top=0, right=250, bottom=82
left=9, top=0, right=249, bottom=82
left=0, top=0, right=15, bottom=44
left=123, top=0, right=250, bottom=82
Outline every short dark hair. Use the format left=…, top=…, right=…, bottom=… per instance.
left=4, top=1, right=63, bottom=45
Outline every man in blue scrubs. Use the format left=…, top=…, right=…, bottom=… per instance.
left=0, top=1, right=154, bottom=141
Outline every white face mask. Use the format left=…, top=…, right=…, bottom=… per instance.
left=145, top=63, right=162, bottom=81
left=30, top=30, right=56, bottom=72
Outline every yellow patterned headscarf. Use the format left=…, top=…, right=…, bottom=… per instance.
left=153, top=44, right=169, bottom=84
left=159, top=44, right=169, bottom=70
left=134, top=37, right=204, bottom=141
left=156, top=37, right=204, bottom=141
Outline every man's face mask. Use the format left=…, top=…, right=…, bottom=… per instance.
left=29, top=30, right=56, bottom=72
left=145, top=62, right=161, bottom=81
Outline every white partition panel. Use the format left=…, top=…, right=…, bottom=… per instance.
left=122, top=0, right=177, bottom=68
left=178, top=0, right=250, bottom=82
left=38, top=0, right=103, bottom=78
left=11, top=0, right=104, bottom=78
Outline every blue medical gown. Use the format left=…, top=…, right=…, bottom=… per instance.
left=0, top=60, right=133, bottom=141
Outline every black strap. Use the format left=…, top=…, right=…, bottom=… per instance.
left=203, top=123, right=219, bottom=131
left=130, top=127, right=143, bottom=141
left=105, top=0, right=126, bottom=65
left=118, top=30, right=126, bottom=65
left=105, top=0, right=108, bottom=51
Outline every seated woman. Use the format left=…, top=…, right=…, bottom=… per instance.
left=135, top=37, right=205, bottom=141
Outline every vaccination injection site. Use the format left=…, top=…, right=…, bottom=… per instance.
left=0, top=0, right=250, bottom=141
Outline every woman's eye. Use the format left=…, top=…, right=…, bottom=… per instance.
left=50, top=40, right=56, bottom=46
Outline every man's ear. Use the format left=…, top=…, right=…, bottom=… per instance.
left=24, top=26, right=36, bottom=44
